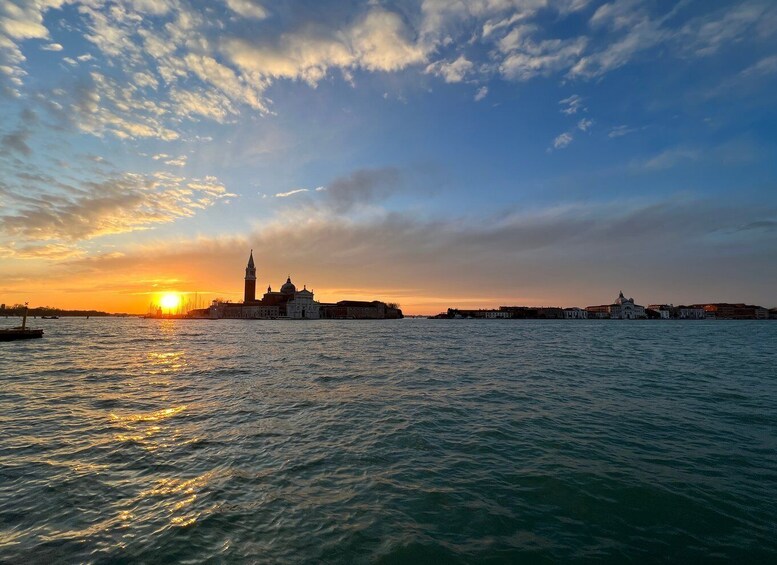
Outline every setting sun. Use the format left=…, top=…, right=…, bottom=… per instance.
left=160, top=293, right=181, bottom=311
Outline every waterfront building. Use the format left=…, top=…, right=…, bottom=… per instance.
left=189, top=250, right=402, bottom=320
left=647, top=304, right=671, bottom=319
left=322, top=301, right=403, bottom=319
left=286, top=286, right=320, bottom=319
left=499, top=306, right=564, bottom=319
left=484, top=310, right=511, bottom=319
left=563, top=307, right=588, bottom=319
left=586, top=291, right=646, bottom=319
left=701, top=303, right=768, bottom=320
left=675, top=305, right=705, bottom=320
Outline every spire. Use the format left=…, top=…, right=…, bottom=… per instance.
left=244, top=249, right=256, bottom=282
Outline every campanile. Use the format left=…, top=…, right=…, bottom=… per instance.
left=244, top=250, right=257, bottom=302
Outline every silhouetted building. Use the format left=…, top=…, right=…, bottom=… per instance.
left=647, top=304, right=671, bottom=319
left=244, top=249, right=256, bottom=303
left=321, top=301, right=403, bottom=319
left=206, top=251, right=321, bottom=319
left=700, top=303, right=768, bottom=320
left=586, top=291, right=646, bottom=319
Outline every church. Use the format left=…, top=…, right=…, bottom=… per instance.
left=204, top=250, right=321, bottom=319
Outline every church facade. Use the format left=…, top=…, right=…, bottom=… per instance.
left=586, top=291, right=647, bottom=319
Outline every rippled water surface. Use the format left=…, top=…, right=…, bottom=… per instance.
left=1, top=318, right=776, bottom=563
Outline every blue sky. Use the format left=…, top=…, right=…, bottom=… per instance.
left=1, top=0, right=776, bottom=312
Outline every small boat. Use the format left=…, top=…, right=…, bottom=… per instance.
left=1, top=303, right=44, bottom=342
left=42, top=315, right=59, bottom=319
left=0, top=328, right=44, bottom=341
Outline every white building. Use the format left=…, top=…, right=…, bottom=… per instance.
left=286, top=286, right=321, bottom=319
left=587, top=291, right=646, bottom=319
left=563, top=307, right=588, bottom=319
left=610, top=292, right=646, bottom=319
left=677, top=306, right=705, bottom=319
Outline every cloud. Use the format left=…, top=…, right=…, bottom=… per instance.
left=41, top=43, right=63, bottom=51
left=474, top=86, right=488, bottom=101
left=609, top=124, right=637, bottom=138
left=553, top=132, right=573, bottom=149
left=26, top=195, right=776, bottom=310
left=224, top=0, right=268, bottom=20
left=498, top=30, right=587, bottom=80
left=679, top=1, right=774, bottom=57
left=0, top=129, right=32, bottom=156
left=559, top=94, right=584, bottom=115
left=274, top=188, right=309, bottom=198
left=322, top=167, right=402, bottom=213
left=639, top=147, right=700, bottom=171
left=164, top=155, right=188, bottom=167
left=425, top=55, right=474, bottom=83
left=223, top=8, right=426, bottom=86
left=577, top=118, right=594, bottom=131
left=740, top=55, right=777, bottom=77
left=0, top=170, right=235, bottom=245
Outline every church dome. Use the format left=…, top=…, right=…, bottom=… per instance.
left=281, top=276, right=296, bottom=295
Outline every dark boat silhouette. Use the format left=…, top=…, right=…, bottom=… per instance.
left=1, top=304, right=44, bottom=342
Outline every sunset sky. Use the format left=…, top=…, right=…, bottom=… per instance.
left=1, top=0, right=776, bottom=314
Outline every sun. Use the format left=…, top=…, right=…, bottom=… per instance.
left=160, top=293, right=181, bottom=311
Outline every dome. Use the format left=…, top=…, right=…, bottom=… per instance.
left=280, top=276, right=296, bottom=295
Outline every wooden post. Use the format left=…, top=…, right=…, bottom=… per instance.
left=22, top=302, right=28, bottom=331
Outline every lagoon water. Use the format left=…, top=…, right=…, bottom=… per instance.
left=0, top=318, right=776, bottom=563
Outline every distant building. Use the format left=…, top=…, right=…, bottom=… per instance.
left=192, top=251, right=321, bottom=319
left=484, top=310, right=511, bottom=319
left=701, top=303, right=768, bottom=320
left=499, top=306, right=564, bottom=319
left=647, top=304, right=671, bottom=319
left=322, top=301, right=403, bottom=319
left=586, top=291, right=646, bottom=320
left=563, top=307, right=588, bottom=319
left=674, top=305, right=705, bottom=320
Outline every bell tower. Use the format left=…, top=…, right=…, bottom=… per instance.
left=244, top=249, right=256, bottom=303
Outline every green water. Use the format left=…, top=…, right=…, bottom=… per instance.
left=1, top=318, right=775, bottom=562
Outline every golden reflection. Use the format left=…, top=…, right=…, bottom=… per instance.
left=147, top=351, right=188, bottom=375
left=135, top=471, right=224, bottom=529
left=110, top=405, right=187, bottom=423
left=140, top=470, right=218, bottom=497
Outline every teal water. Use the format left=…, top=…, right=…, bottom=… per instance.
left=1, top=318, right=775, bottom=563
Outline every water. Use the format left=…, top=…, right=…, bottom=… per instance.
left=1, top=318, right=775, bottom=563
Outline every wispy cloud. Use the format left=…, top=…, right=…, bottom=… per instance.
left=425, top=55, right=474, bottom=83
left=577, top=118, right=594, bottom=131
left=559, top=94, right=585, bottom=115
left=553, top=132, right=573, bottom=149
left=609, top=124, right=638, bottom=138
left=274, top=188, right=309, bottom=198
left=0, top=170, right=235, bottom=251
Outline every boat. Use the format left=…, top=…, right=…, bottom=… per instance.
left=42, top=315, right=59, bottom=319
left=1, top=303, right=44, bottom=342
left=0, top=328, right=44, bottom=341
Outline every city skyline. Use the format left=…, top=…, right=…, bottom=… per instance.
left=1, top=0, right=776, bottom=314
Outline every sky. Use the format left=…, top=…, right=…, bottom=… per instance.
left=0, top=0, right=776, bottom=314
